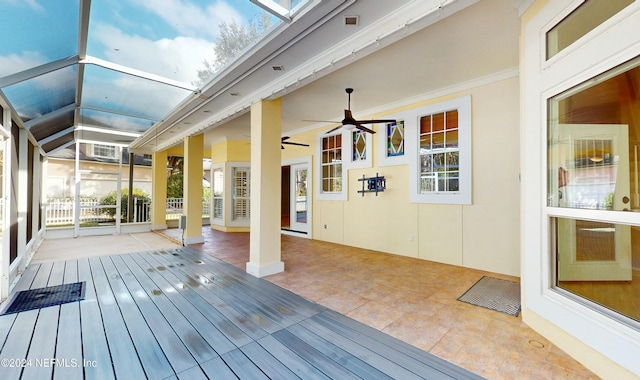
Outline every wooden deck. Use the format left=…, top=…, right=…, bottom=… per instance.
left=0, top=247, right=483, bottom=379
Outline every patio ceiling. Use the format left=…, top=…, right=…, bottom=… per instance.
left=0, top=0, right=308, bottom=154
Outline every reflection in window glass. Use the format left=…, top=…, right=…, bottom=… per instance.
left=554, top=217, right=638, bottom=324
left=548, top=57, right=640, bottom=211
left=212, top=168, right=223, bottom=221
left=419, top=110, right=459, bottom=193
left=548, top=56, right=640, bottom=326
left=546, top=0, right=633, bottom=59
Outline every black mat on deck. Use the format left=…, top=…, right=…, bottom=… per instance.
left=1, top=282, right=85, bottom=315
left=457, top=276, right=521, bottom=316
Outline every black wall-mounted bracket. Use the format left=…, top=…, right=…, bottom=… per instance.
left=358, top=173, right=386, bottom=196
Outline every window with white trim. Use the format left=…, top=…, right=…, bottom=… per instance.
left=92, top=144, right=116, bottom=159
left=408, top=95, right=471, bottom=204
left=211, top=166, right=223, bottom=223
left=347, top=129, right=372, bottom=170
left=321, top=133, right=342, bottom=193
left=232, top=167, right=250, bottom=221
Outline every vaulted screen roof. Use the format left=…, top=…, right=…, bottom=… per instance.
left=0, top=0, right=305, bottom=154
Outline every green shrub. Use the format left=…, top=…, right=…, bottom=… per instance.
left=100, top=188, right=150, bottom=220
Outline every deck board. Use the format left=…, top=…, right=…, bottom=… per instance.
left=0, top=246, right=484, bottom=380
left=112, top=254, right=217, bottom=364
left=124, top=253, right=237, bottom=356
left=89, top=256, right=148, bottom=379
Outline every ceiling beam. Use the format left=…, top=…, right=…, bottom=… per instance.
left=76, top=125, right=141, bottom=138
left=80, top=55, right=197, bottom=91
left=80, top=105, right=159, bottom=122
left=250, top=0, right=291, bottom=21
left=44, top=139, right=75, bottom=156
left=24, top=104, right=75, bottom=130
left=78, top=0, right=91, bottom=60
left=37, top=126, right=75, bottom=146
left=0, top=55, right=79, bottom=88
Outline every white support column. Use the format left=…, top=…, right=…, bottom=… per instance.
left=31, top=147, right=42, bottom=242
left=17, top=128, right=28, bottom=272
left=74, top=142, right=80, bottom=238
left=247, top=99, right=284, bottom=277
left=0, top=110, right=11, bottom=300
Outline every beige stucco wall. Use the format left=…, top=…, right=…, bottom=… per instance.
left=45, top=158, right=153, bottom=198
left=281, top=77, right=521, bottom=277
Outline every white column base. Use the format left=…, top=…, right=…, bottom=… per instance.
left=246, top=261, right=284, bottom=278
left=183, top=235, right=204, bottom=244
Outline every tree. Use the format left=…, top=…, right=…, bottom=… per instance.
left=194, top=12, right=272, bottom=86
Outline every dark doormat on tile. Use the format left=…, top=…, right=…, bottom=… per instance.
left=1, top=282, right=85, bottom=315
left=457, top=276, right=521, bottom=316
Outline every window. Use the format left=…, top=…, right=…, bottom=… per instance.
left=92, top=144, right=116, bottom=159
left=379, top=118, right=408, bottom=167
left=321, top=133, right=342, bottom=192
left=387, top=120, right=405, bottom=157
left=211, top=167, right=223, bottom=223
left=352, top=130, right=366, bottom=161
left=232, top=167, right=250, bottom=221
left=408, top=96, right=471, bottom=204
left=547, top=56, right=640, bottom=325
left=523, top=0, right=640, bottom=368
left=419, top=110, right=459, bottom=193
left=546, top=0, right=633, bottom=60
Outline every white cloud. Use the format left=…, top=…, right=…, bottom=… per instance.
left=0, top=0, right=44, bottom=12
left=91, top=22, right=216, bottom=84
left=131, top=0, right=243, bottom=40
left=0, top=51, right=47, bottom=77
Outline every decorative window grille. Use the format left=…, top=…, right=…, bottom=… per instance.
left=232, top=167, right=250, bottom=221
left=386, top=120, right=405, bottom=157
left=321, top=134, right=342, bottom=193
left=92, top=144, right=116, bottom=159
left=419, top=110, right=459, bottom=193
left=352, top=130, right=367, bottom=161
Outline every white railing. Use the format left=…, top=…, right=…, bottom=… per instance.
left=165, top=197, right=210, bottom=220
left=45, top=198, right=210, bottom=226
left=46, top=199, right=116, bottom=226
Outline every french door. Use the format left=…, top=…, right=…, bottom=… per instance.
left=289, top=163, right=309, bottom=233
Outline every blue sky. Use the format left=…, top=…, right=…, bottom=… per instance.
left=0, top=0, right=276, bottom=123
left=0, top=0, right=272, bottom=83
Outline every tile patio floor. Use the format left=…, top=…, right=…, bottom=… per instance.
left=158, top=227, right=598, bottom=380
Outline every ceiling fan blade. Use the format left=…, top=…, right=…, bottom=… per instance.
left=302, top=119, right=339, bottom=123
left=357, top=119, right=396, bottom=125
left=325, top=125, right=343, bottom=134
left=282, top=141, right=310, bottom=147
left=281, top=145, right=285, bottom=150
left=355, top=124, right=376, bottom=134
left=281, top=136, right=290, bottom=141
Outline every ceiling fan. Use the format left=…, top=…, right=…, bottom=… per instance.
left=306, top=88, right=396, bottom=134
left=244, top=135, right=309, bottom=149
left=281, top=136, right=309, bottom=150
